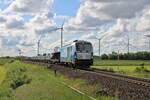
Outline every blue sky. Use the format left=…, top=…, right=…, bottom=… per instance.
left=0, top=3, right=8, bottom=10
left=53, top=0, right=80, bottom=17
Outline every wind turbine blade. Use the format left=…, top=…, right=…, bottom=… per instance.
left=145, top=34, right=150, bottom=37
left=61, top=19, right=65, bottom=29
left=99, top=34, right=107, bottom=40
left=39, top=35, right=43, bottom=42
left=49, top=28, right=60, bottom=32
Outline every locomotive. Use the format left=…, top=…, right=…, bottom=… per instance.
left=25, top=40, right=93, bottom=68
left=59, top=40, right=93, bottom=68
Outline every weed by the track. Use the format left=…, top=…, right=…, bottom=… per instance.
left=0, top=66, right=6, bottom=85
left=92, top=65, right=150, bottom=79
left=93, top=59, right=150, bottom=78
left=94, top=60, right=150, bottom=66
left=0, top=57, right=14, bottom=65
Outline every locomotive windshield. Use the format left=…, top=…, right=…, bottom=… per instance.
left=76, top=42, right=92, bottom=52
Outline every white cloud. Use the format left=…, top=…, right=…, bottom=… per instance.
left=54, top=15, right=70, bottom=19
left=25, top=12, right=56, bottom=36
left=66, top=0, right=150, bottom=33
left=5, top=15, right=25, bottom=29
left=4, top=0, right=54, bottom=14
left=135, top=8, right=150, bottom=32
left=0, top=15, right=6, bottom=23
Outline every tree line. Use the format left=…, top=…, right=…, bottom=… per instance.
left=100, top=52, right=150, bottom=60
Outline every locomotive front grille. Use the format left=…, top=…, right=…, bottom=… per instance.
left=77, top=53, right=91, bottom=60
left=75, top=59, right=93, bottom=67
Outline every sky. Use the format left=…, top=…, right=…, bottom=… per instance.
left=0, top=0, right=150, bottom=57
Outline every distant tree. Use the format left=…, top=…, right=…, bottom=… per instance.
left=101, top=54, right=108, bottom=60
left=119, top=53, right=124, bottom=60
left=6, top=56, right=10, bottom=58
left=142, top=52, right=150, bottom=60
left=109, top=52, right=118, bottom=60
left=100, top=52, right=150, bottom=60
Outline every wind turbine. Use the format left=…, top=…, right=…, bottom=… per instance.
left=55, top=20, right=65, bottom=48
left=37, top=35, right=44, bottom=56
left=125, top=31, right=143, bottom=53
left=18, top=49, right=22, bottom=56
left=97, top=34, right=108, bottom=57
left=127, top=34, right=130, bottom=53
left=36, top=20, right=65, bottom=56
left=145, top=34, right=150, bottom=51
left=88, top=33, right=108, bottom=57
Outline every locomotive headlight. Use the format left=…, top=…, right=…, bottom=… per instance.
left=74, top=52, right=77, bottom=59
left=75, top=55, right=77, bottom=59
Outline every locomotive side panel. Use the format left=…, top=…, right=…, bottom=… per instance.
left=60, top=44, right=76, bottom=64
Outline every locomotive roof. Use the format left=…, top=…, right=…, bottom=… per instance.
left=75, top=40, right=91, bottom=43
left=62, top=40, right=91, bottom=47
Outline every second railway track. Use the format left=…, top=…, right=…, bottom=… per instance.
left=81, top=68, right=150, bottom=88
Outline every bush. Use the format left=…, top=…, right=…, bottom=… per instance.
left=8, top=59, right=14, bottom=64
left=134, top=66, right=150, bottom=73
left=101, top=68, right=115, bottom=73
left=6, top=66, right=31, bottom=89
left=108, top=68, right=115, bottom=73
left=118, top=70, right=126, bottom=74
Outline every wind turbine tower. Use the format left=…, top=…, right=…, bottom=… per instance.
left=145, top=35, right=150, bottom=51
left=56, top=20, right=65, bottom=48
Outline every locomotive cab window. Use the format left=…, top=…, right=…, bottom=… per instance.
left=76, top=42, right=92, bottom=52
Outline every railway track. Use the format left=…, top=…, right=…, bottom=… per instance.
left=25, top=60, right=150, bottom=88
left=81, top=68, right=150, bottom=88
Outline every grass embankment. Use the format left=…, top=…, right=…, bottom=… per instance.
left=92, top=59, right=150, bottom=79
left=0, top=57, right=14, bottom=65
left=0, top=67, right=6, bottom=85
left=0, top=61, right=91, bottom=100
left=0, top=57, right=13, bottom=85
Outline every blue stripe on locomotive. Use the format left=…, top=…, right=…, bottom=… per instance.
left=60, top=43, right=76, bottom=64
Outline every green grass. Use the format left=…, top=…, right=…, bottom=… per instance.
left=92, top=66, right=150, bottom=79
left=0, top=66, right=6, bottom=85
left=0, top=57, right=13, bottom=85
left=94, top=59, right=150, bottom=66
left=92, top=59, right=150, bottom=79
left=0, top=57, right=14, bottom=65
left=0, top=61, right=92, bottom=100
